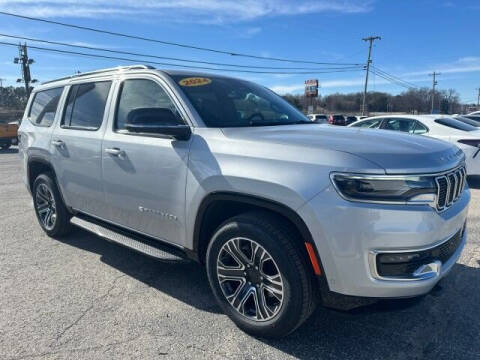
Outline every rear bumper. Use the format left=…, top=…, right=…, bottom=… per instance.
left=298, top=184, right=470, bottom=298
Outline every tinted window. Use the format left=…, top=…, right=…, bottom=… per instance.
left=172, top=74, right=309, bottom=127
left=63, top=81, right=111, bottom=130
left=464, top=115, right=480, bottom=122
left=115, top=79, right=181, bottom=131
left=352, top=119, right=382, bottom=128
left=413, top=122, right=428, bottom=134
left=453, top=116, right=480, bottom=127
left=28, top=87, right=64, bottom=127
left=383, top=118, right=416, bottom=133
left=434, top=117, right=476, bottom=132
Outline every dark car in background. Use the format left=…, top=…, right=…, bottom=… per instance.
left=345, top=116, right=357, bottom=126
left=328, top=114, right=346, bottom=125
left=307, top=114, right=328, bottom=124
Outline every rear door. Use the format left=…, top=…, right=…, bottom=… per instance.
left=52, top=80, right=113, bottom=217
left=101, top=75, right=191, bottom=246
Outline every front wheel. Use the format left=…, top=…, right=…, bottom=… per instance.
left=206, top=211, right=317, bottom=338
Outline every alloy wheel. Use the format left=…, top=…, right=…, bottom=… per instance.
left=216, top=237, right=284, bottom=322
left=35, top=183, right=57, bottom=231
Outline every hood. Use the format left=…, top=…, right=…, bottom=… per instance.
left=221, top=124, right=464, bottom=174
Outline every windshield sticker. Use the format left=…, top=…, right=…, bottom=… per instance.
left=179, top=77, right=212, bottom=87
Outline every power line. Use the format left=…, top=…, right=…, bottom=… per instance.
left=373, top=70, right=416, bottom=90
left=372, top=66, right=418, bottom=89
left=0, top=41, right=364, bottom=75
left=0, top=33, right=361, bottom=71
left=0, top=11, right=361, bottom=66
left=373, top=70, right=415, bottom=90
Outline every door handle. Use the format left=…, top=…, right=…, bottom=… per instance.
left=105, top=147, right=125, bottom=157
left=51, top=139, right=64, bottom=147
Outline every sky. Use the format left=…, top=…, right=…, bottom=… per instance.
left=0, top=0, right=478, bottom=103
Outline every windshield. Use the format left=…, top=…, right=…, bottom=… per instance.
left=171, top=74, right=310, bottom=127
left=435, top=117, right=477, bottom=131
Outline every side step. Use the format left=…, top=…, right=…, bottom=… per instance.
left=70, top=215, right=186, bottom=262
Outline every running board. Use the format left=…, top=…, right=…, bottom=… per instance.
left=70, top=215, right=185, bottom=261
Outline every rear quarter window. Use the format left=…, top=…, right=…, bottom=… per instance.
left=28, top=87, right=64, bottom=127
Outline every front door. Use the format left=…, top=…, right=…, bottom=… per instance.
left=101, top=77, right=191, bottom=247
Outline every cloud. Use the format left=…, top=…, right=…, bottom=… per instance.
left=240, top=27, right=262, bottom=38
left=270, top=84, right=304, bottom=94
left=0, top=0, right=374, bottom=23
left=403, top=56, right=480, bottom=77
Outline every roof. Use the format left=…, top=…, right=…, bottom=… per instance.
left=41, top=64, right=155, bottom=85
left=38, top=65, right=243, bottom=89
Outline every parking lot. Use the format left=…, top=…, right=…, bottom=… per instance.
left=0, top=148, right=479, bottom=360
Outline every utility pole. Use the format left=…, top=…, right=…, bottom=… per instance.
left=429, top=72, right=440, bottom=114
left=476, top=88, right=480, bottom=107
left=13, top=43, right=37, bottom=97
left=361, top=36, right=381, bottom=116
left=0, top=78, right=5, bottom=87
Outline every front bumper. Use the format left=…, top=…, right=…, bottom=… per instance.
left=298, top=184, right=470, bottom=298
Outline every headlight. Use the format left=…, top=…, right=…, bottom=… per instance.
left=330, top=173, right=437, bottom=205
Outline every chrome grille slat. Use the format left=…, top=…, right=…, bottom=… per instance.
left=435, top=166, right=466, bottom=212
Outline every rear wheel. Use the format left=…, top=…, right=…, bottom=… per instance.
left=206, top=211, right=317, bottom=338
left=33, top=173, right=72, bottom=237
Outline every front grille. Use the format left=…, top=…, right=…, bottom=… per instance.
left=376, top=226, right=465, bottom=277
left=435, top=166, right=466, bottom=211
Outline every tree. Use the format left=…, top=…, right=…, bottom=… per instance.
left=282, top=87, right=462, bottom=114
left=0, top=86, right=28, bottom=110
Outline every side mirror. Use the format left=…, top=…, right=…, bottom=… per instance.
left=125, top=108, right=191, bottom=141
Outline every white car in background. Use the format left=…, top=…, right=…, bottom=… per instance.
left=349, top=115, right=480, bottom=175
left=468, top=111, right=480, bottom=116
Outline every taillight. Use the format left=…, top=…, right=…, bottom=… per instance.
left=458, top=139, right=480, bottom=148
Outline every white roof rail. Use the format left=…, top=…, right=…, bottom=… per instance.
left=41, top=64, right=155, bottom=85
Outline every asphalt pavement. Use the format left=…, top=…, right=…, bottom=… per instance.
left=0, top=148, right=479, bottom=360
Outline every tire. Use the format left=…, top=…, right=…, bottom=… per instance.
left=32, top=173, right=72, bottom=237
left=206, top=211, right=317, bottom=338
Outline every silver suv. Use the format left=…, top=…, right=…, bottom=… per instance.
left=19, top=65, right=470, bottom=337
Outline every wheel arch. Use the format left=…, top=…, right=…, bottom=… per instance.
left=27, top=156, right=70, bottom=211
left=192, top=192, right=323, bottom=278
